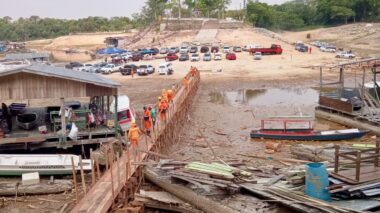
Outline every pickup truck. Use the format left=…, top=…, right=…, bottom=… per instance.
left=249, top=44, right=283, bottom=55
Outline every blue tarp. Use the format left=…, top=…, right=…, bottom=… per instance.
left=97, top=47, right=127, bottom=55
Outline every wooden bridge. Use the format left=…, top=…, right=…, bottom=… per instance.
left=70, top=70, right=200, bottom=212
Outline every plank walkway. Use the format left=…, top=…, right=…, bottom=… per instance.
left=70, top=71, right=200, bottom=213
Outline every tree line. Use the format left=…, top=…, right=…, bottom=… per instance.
left=0, top=0, right=379, bottom=41
left=0, top=16, right=135, bottom=41
left=245, top=0, right=380, bottom=30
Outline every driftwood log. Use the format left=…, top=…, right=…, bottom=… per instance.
left=290, top=144, right=336, bottom=162
left=0, top=180, right=72, bottom=196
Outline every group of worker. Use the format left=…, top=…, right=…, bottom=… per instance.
left=128, top=67, right=199, bottom=151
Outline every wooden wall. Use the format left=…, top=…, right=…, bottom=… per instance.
left=0, top=72, right=116, bottom=100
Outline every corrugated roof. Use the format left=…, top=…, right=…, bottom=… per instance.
left=5, top=52, right=50, bottom=60
left=0, top=63, right=120, bottom=88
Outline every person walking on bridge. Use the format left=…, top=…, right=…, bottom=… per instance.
left=128, top=121, right=142, bottom=151
left=143, top=106, right=152, bottom=136
left=158, top=96, right=168, bottom=121
left=149, top=106, right=156, bottom=130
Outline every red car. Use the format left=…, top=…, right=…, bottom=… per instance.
left=166, top=53, right=178, bottom=61
left=226, top=52, right=236, bottom=60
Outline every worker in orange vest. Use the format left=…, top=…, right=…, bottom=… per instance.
left=161, top=89, right=168, bottom=103
left=182, top=76, right=189, bottom=90
left=158, top=96, right=168, bottom=121
left=190, top=66, right=197, bottom=77
left=128, top=121, right=142, bottom=150
left=167, top=89, right=174, bottom=103
left=143, top=106, right=152, bottom=136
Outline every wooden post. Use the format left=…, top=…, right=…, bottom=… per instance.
left=71, top=157, right=78, bottom=202
left=375, top=140, right=380, bottom=167
left=320, top=66, right=323, bottom=91
left=105, top=147, right=109, bottom=170
left=109, top=150, right=115, bottom=202
left=334, top=145, right=339, bottom=173
left=90, top=149, right=96, bottom=186
left=60, top=98, right=66, bottom=140
left=114, top=95, right=119, bottom=136
left=362, top=67, right=366, bottom=96
left=356, top=151, right=361, bottom=182
left=95, top=158, right=101, bottom=180
left=79, top=156, right=87, bottom=194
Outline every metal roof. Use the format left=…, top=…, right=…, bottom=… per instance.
left=5, top=52, right=50, bottom=60
left=0, top=63, right=120, bottom=88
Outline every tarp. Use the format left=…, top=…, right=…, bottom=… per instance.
left=97, top=47, right=127, bottom=55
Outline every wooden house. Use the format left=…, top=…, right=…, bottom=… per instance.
left=0, top=64, right=121, bottom=151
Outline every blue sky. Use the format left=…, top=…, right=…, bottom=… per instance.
left=0, top=0, right=289, bottom=19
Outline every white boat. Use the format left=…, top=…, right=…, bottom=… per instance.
left=0, top=154, right=92, bottom=176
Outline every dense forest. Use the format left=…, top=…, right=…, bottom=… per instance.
left=0, top=0, right=379, bottom=41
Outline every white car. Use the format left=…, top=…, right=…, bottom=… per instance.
left=158, top=62, right=173, bottom=75
left=214, top=53, right=222, bottom=60
left=179, top=46, right=189, bottom=54
left=254, top=52, right=262, bottom=60
left=191, top=53, right=200, bottom=61
left=336, top=51, right=355, bottom=59
left=223, top=46, right=230, bottom=53
left=81, top=64, right=95, bottom=72
left=101, top=64, right=117, bottom=74
left=320, top=46, right=336, bottom=53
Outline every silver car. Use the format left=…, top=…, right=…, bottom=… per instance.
left=203, top=53, right=212, bottom=61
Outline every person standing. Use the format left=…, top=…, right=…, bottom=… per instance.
left=149, top=106, right=156, bottom=129
left=309, top=47, right=312, bottom=54
left=158, top=96, right=168, bottom=121
left=143, top=106, right=152, bottom=136
left=128, top=121, right=142, bottom=150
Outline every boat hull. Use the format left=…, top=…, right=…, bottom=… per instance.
left=250, top=130, right=368, bottom=141
left=0, top=154, right=91, bottom=176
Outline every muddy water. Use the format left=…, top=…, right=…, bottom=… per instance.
left=209, top=88, right=319, bottom=107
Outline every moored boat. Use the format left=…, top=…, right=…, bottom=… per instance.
left=250, top=116, right=368, bottom=141
left=0, top=154, right=91, bottom=176
left=251, top=128, right=368, bottom=141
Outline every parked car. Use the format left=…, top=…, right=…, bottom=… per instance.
left=131, top=53, right=143, bottom=61
left=211, top=46, right=219, bottom=53
left=179, top=53, right=190, bottom=61
left=200, top=46, right=209, bottom=53
left=180, top=46, right=189, bottom=54
left=226, top=52, right=236, bottom=60
left=299, top=45, right=309, bottom=52
left=169, top=47, right=179, bottom=53
left=320, top=46, right=336, bottom=53
left=119, top=64, right=137, bottom=75
left=139, top=49, right=155, bottom=56
left=137, top=65, right=149, bottom=76
left=147, top=65, right=155, bottom=74
left=223, top=46, right=230, bottom=53
left=149, top=48, right=159, bottom=55
left=203, top=53, right=212, bottom=61
left=253, top=52, right=262, bottom=60
left=214, top=53, right=222, bottom=60
left=160, top=47, right=168, bottom=54
left=295, top=43, right=305, bottom=51
left=336, top=51, right=355, bottom=59
left=65, top=62, right=83, bottom=69
left=101, top=64, right=117, bottom=74
left=93, top=63, right=107, bottom=73
left=80, top=64, right=94, bottom=72
left=191, top=53, right=200, bottom=61
left=158, top=62, right=173, bottom=75
left=233, top=46, right=242, bottom=52
left=166, top=53, right=178, bottom=61
left=189, top=46, right=198, bottom=53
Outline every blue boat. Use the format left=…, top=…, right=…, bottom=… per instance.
left=250, top=116, right=368, bottom=141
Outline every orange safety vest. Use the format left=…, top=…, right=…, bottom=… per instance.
left=167, top=89, right=174, bottom=101
left=128, top=127, right=141, bottom=140
left=182, top=78, right=189, bottom=88
left=159, top=100, right=168, bottom=111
